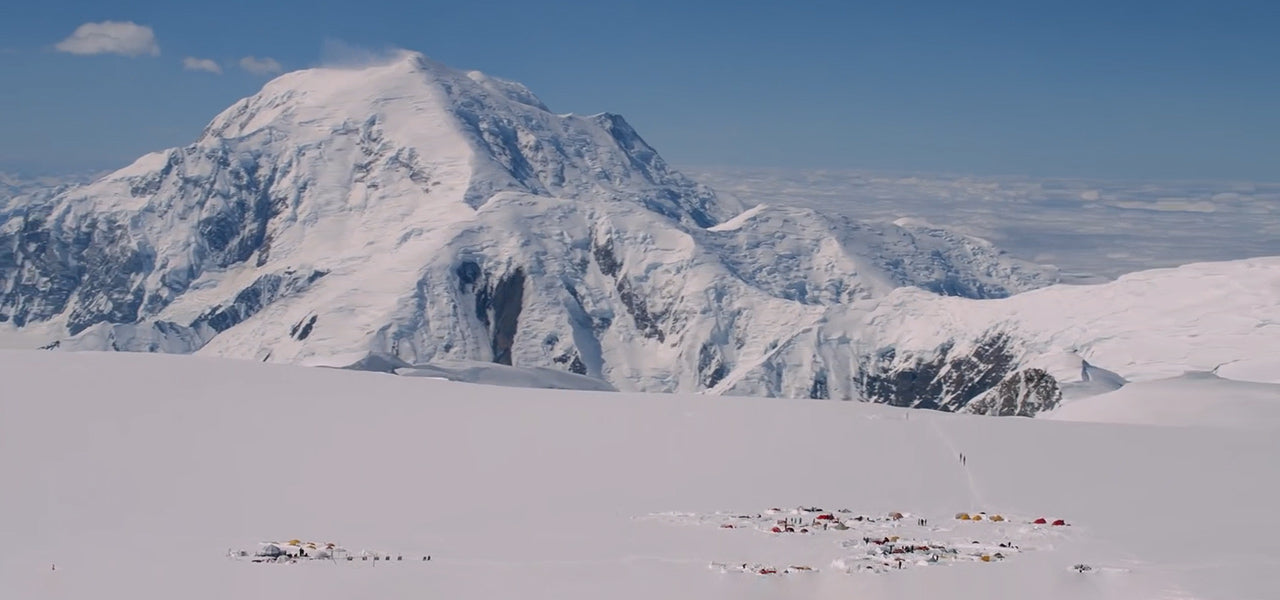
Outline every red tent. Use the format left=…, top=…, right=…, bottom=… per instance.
left=1033, top=517, right=1048, bottom=524
left=1051, top=519, right=1067, bottom=526
left=771, top=526, right=782, bottom=533
left=816, top=514, right=835, bottom=521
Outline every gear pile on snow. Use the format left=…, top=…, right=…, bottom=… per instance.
left=228, top=540, right=425, bottom=564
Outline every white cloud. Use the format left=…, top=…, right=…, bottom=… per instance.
left=239, top=56, right=283, bottom=75
left=55, top=21, right=159, bottom=57
left=182, top=57, right=222, bottom=74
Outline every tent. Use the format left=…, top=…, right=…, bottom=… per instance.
left=1033, top=517, right=1047, bottom=524
left=955, top=512, right=971, bottom=520
left=1052, top=519, right=1067, bottom=526
left=256, top=544, right=284, bottom=557
left=888, top=512, right=904, bottom=520
left=972, top=514, right=984, bottom=521
left=990, top=514, right=1005, bottom=522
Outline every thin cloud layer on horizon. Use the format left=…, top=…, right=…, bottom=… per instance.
left=55, top=21, right=159, bottom=57
left=239, top=56, right=282, bottom=75
left=182, top=57, right=221, bottom=74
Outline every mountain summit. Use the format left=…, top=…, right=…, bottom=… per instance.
left=1, top=53, right=1067, bottom=406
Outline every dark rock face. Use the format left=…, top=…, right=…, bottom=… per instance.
left=552, top=351, right=588, bottom=375
left=615, top=276, right=665, bottom=343
left=809, top=371, right=829, bottom=400
left=963, top=368, right=1062, bottom=417
left=590, top=234, right=667, bottom=343
left=487, top=269, right=525, bottom=366
left=697, top=343, right=729, bottom=388
left=0, top=207, right=154, bottom=334
left=459, top=261, right=527, bottom=366
left=856, top=333, right=1019, bottom=411
left=191, top=269, right=328, bottom=335
left=591, top=236, right=621, bottom=278
left=291, top=314, right=318, bottom=341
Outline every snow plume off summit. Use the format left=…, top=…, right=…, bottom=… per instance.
left=2, top=51, right=1274, bottom=415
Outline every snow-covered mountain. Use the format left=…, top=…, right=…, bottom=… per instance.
left=0, top=51, right=1062, bottom=408
left=718, top=257, right=1280, bottom=415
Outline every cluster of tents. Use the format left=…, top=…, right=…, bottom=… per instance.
left=955, top=512, right=1067, bottom=526
left=230, top=541, right=340, bottom=563
left=765, top=511, right=908, bottom=534
left=232, top=540, right=429, bottom=564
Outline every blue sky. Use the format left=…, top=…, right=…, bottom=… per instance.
left=1, top=0, right=1277, bottom=180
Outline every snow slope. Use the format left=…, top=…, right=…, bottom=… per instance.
left=1045, top=372, right=1280, bottom=430
left=2, top=350, right=1277, bottom=600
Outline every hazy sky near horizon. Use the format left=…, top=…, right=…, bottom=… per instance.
left=1, top=0, right=1277, bottom=180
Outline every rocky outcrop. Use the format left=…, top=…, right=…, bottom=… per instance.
left=856, top=333, right=1019, bottom=411
left=961, top=368, right=1062, bottom=417
left=192, top=269, right=328, bottom=336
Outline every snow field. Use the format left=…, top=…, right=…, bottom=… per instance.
left=3, top=350, right=1278, bottom=599
left=651, top=507, right=1076, bottom=576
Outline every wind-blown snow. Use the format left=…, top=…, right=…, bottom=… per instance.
left=2, top=350, right=1277, bottom=599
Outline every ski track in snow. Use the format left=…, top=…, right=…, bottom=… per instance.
left=927, top=417, right=986, bottom=510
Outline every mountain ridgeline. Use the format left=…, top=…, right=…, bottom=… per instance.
left=8, top=52, right=1269, bottom=415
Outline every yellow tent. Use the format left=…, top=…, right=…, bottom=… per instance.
left=286, top=539, right=301, bottom=546
left=955, top=512, right=971, bottom=520
left=990, top=515, right=1005, bottom=522
left=980, top=555, right=992, bottom=562
left=972, top=514, right=984, bottom=521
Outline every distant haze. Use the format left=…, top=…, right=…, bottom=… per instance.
left=690, top=167, right=1280, bottom=283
